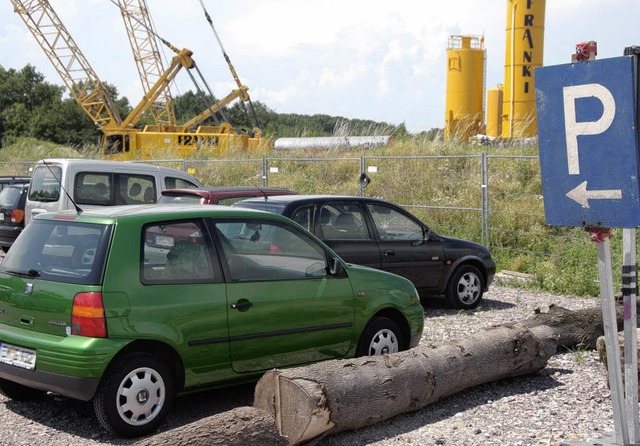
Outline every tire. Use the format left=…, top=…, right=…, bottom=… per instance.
left=93, top=353, right=175, bottom=438
left=0, top=378, right=46, bottom=400
left=356, top=317, right=404, bottom=357
left=446, top=264, right=484, bottom=309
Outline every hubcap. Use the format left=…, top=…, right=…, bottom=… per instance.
left=117, top=367, right=165, bottom=426
left=369, top=328, right=399, bottom=355
left=457, top=272, right=480, bottom=304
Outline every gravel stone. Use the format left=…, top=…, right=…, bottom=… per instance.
left=0, top=286, right=621, bottom=445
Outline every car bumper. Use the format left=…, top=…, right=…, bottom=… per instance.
left=0, top=362, right=99, bottom=401
left=0, top=226, right=22, bottom=247
left=484, top=259, right=496, bottom=290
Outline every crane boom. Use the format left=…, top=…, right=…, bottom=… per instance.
left=117, top=0, right=176, bottom=127
left=10, top=0, right=123, bottom=129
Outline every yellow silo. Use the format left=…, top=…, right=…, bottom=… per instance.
left=486, top=85, right=503, bottom=138
left=502, top=0, right=545, bottom=138
left=444, top=35, right=485, bottom=141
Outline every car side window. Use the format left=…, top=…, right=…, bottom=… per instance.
left=213, top=220, right=328, bottom=282
left=75, top=173, right=112, bottom=205
left=164, top=177, right=200, bottom=189
left=367, top=204, right=423, bottom=241
left=290, top=206, right=313, bottom=232
left=116, top=175, right=155, bottom=205
left=320, top=204, right=370, bottom=240
left=142, top=220, right=218, bottom=284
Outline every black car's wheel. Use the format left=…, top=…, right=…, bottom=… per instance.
left=446, top=264, right=484, bottom=309
left=356, top=317, right=404, bottom=356
left=93, top=353, right=175, bottom=438
left=0, top=378, right=46, bottom=400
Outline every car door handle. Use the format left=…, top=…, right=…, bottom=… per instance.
left=231, top=299, right=253, bottom=311
left=384, top=249, right=395, bottom=256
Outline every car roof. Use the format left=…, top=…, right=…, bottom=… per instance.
left=35, top=203, right=282, bottom=223
left=162, top=186, right=295, bottom=196
left=237, top=195, right=381, bottom=205
left=0, top=176, right=30, bottom=183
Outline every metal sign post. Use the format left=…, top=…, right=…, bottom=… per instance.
left=589, top=227, right=629, bottom=445
left=622, top=228, right=639, bottom=443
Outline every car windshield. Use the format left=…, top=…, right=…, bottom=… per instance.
left=1, top=220, right=112, bottom=285
left=0, top=185, right=24, bottom=208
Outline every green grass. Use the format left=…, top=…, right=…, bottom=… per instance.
left=2, top=136, right=615, bottom=298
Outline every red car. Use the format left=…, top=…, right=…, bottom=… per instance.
left=158, top=186, right=297, bottom=206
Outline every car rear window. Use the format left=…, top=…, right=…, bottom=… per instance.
left=157, top=194, right=203, bottom=205
left=28, top=165, right=62, bottom=202
left=232, top=201, right=287, bottom=214
left=1, top=220, right=112, bottom=285
left=0, top=185, right=23, bottom=208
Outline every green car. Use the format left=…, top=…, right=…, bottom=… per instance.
left=0, top=205, right=424, bottom=437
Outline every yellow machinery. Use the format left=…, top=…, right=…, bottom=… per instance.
left=10, top=0, right=268, bottom=160
left=444, top=35, right=485, bottom=141
left=485, top=85, right=503, bottom=138
left=502, top=0, right=546, bottom=139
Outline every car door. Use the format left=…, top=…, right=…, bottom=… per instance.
left=211, top=218, right=355, bottom=373
left=366, top=202, right=444, bottom=290
left=304, top=203, right=381, bottom=269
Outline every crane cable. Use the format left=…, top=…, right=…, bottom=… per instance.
left=108, top=0, right=226, bottom=125
left=197, top=0, right=261, bottom=131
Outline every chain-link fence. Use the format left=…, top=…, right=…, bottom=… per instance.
left=1, top=155, right=590, bottom=277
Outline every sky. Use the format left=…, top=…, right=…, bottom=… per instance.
left=0, top=0, right=637, bottom=134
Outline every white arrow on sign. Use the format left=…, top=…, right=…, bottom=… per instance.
left=566, top=181, right=622, bottom=208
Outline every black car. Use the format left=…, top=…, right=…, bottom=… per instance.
left=0, top=182, right=29, bottom=252
left=234, top=195, right=496, bottom=309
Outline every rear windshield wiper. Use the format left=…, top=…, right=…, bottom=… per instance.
left=7, top=269, right=41, bottom=278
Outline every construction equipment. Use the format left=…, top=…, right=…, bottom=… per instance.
left=10, top=0, right=268, bottom=160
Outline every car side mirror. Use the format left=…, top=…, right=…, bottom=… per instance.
left=328, top=256, right=344, bottom=276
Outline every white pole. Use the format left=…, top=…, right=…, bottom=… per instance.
left=622, top=228, right=639, bottom=443
left=594, top=229, right=629, bottom=444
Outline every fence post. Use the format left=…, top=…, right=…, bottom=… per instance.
left=359, top=156, right=366, bottom=197
left=482, top=153, right=489, bottom=246
left=262, top=158, right=268, bottom=187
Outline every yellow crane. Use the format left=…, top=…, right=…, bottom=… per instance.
left=10, top=0, right=268, bottom=159
left=116, top=0, right=176, bottom=127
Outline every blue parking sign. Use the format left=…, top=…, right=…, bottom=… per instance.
left=535, top=56, right=640, bottom=227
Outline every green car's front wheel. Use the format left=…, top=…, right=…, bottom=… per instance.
left=356, top=317, right=404, bottom=356
left=93, top=353, right=175, bottom=438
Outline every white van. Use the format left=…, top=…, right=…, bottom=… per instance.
left=25, top=159, right=203, bottom=224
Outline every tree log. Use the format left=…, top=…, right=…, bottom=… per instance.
left=133, top=406, right=288, bottom=446
left=254, top=322, right=558, bottom=445
left=520, top=303, right=625, bottom=349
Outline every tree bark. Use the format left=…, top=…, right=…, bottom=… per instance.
left=254, top=322, right=558, bottom=445
left=133, top=406, right=288, bottom=446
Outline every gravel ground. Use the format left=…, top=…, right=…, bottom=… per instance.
left=0, top=285, right=620, bottom=446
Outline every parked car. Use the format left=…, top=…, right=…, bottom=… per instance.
left=0, top=183, right=29, bottom=252
left=158, top=186, right=297, bottom=205
left=25, top=159, right=203, bottom=225
left=0, top=204, right=424, bottom=437
left=234, top=195, right=496, bottom=309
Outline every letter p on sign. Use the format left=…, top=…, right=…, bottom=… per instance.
left=563, top=84, right=616, bottom=175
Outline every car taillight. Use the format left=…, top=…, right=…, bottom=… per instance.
left=11, top=209, right=24, bottom=223
left=71, top=292, right=107, bottom=338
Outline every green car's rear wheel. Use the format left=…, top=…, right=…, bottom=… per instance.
left=93, top=353, right=175, bottom=438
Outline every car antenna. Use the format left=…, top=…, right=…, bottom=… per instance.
left=41, top=159, right=83, bottom=215
left=253, top=183, right=270, bottom=201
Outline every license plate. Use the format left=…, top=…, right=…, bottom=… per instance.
left=0, top=342, right=36, bottom=370
left=0, top=214, right=4, bottom=221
